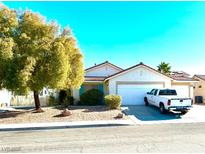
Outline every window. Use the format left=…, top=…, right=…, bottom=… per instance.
left=150, top=89, right=156, bottom=95
left=159, top=89, right=177, bottom=95
left=154, top=90, right=158, bottom=95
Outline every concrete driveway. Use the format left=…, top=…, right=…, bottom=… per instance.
left=122, top=104, right=205, bottom=124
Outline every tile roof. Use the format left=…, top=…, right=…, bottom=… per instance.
left=171, top=71, right=190, bottom=77
left=171, top=76, right=197, bottom=81
left=84, top=62, right=197, bottom=82
left=105, top=62, right=173, bottom=81
left=194, top=75, right=205, bottom=81
left=171, top=71, right=197, bottom=81
left=85, top=61, right=123, bottom=72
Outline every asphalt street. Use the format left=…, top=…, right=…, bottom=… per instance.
left=1, top=123, right=205, bottom=153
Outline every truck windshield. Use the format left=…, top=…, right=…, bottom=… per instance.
left=158, top=89, right=177, bottom=95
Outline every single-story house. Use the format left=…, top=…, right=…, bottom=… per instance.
left=72, top=61, right=198, bottom=105
left=0, top=87, right=55, bottom=107
left=193, top=75, right=205, bottom=103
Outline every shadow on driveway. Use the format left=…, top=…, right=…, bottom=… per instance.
left=123, top=105, right=182, bottom=121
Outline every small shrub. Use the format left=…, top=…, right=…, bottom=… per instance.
left=62, top=96, right=74, bottom=107
left=104, top=95, right=121, bottom=110
left=80, top=89, right=104, bottom=106
left=58, top=89, right=74, bottom=107
left=67, top=96, right=74, bottom=105
left=58, top=90, right=67, bottom=104
left=48, top=95, right=58, bottom=106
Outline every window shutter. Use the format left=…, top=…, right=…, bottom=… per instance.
left=79, top=85, right=84, bottom=95
left=98, top=84, right=104, bottom=93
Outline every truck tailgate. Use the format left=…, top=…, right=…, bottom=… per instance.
left=170, top=98, right=192, bottom=107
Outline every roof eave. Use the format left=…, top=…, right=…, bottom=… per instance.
left=193, top=75, right=205, bottom=81
left=84, top=80, right=104, bottom=83
left=105, top=63, right=173, bottom=81
left=85, top=61, right=123, bottom=72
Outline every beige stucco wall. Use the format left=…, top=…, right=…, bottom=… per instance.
left=193, top=76, right=205, bottom=103
left=171, top=82, right=194, bottom=98
left=108, top=65, right=172, bottom=95
left=73, top=65, right=195, bottom=102
left=104, top=81, right=109, bottom=95
left=72, top=88, right=80, bottom=102
left=86, top=64, right=121, bottom=77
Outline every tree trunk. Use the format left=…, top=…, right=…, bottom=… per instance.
left=33, top=90, right=43, bottom=112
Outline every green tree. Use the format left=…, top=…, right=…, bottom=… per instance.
left=0, top=6, right=84, bottom=112
left=157, top=62, right=171, bottom=75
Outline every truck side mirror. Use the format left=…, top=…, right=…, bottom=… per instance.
left=147, top=92, right=150, bottom=94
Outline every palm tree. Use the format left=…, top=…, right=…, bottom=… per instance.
left=157, top=62, right=171, bottom=75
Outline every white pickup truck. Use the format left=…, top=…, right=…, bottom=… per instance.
left=144, top=89, right=193, bottom=114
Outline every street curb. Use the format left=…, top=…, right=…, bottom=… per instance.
left=0, top=120, right=135, bottom=131
left=121, top=107, right=139, bottom=125
left=0, top=124, right=131, bottom=131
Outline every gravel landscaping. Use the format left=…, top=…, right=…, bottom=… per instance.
left=0, top=106, right=128, bottom=124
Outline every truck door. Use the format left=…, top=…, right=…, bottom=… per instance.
left=152, top=89, right=159, bottom=106
left=148, top=89, right=156, bottom=105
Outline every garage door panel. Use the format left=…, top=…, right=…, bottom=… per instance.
left=117, top=83, right=163, bottom=105
left=118, top=84, right=162, bottom=89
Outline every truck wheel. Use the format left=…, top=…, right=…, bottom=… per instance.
left=159, top=103, right=166, bottom=114
left=144, top=97, right=149, bottom=106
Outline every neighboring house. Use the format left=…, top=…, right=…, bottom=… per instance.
left=72, top=61, right=197, bottom=105
left=170, top=71, right=197, bottom=98
left=0, top=87, right=56, bottom=107
left=11, top=88, right=58, bottom=107
left=171, top=71, right=190, bottom=77
left=193, top=75, right=205, bottom=103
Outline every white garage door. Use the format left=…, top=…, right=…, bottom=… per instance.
left=117, top=83, right=164, bottom=105
left=172, top=85, right=190, bottom=97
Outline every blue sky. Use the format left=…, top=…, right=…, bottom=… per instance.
left=4, top=1, right=205, bottom=75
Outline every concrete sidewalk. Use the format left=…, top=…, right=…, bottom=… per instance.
left=0, top=119, right=135, bottom=131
